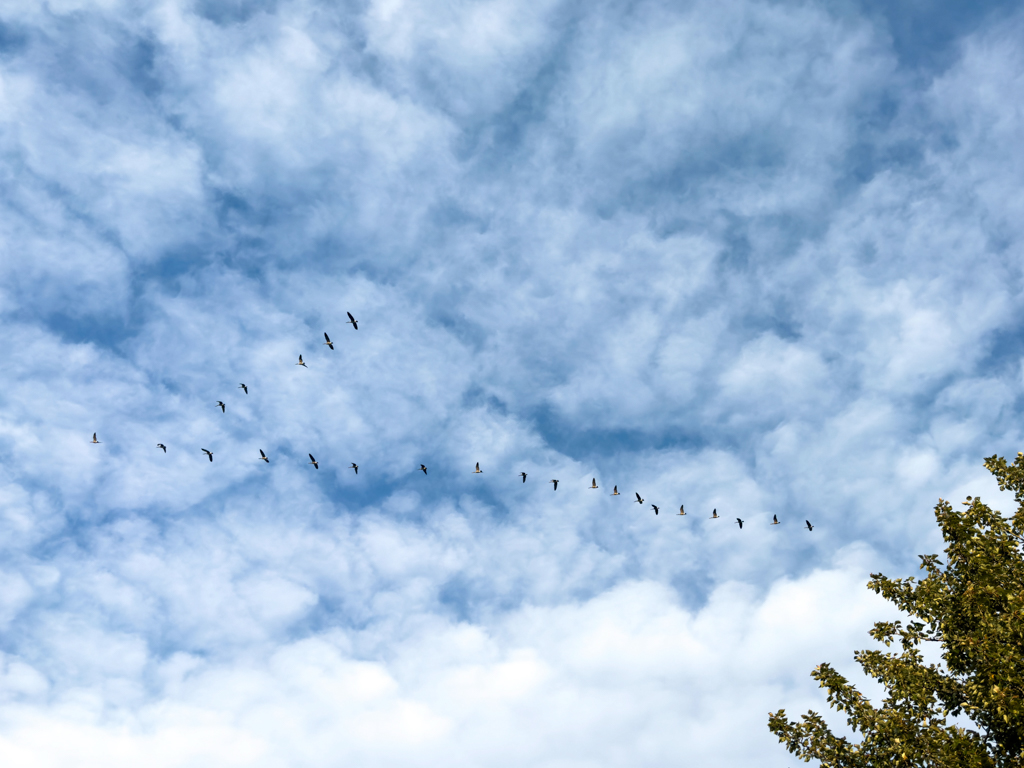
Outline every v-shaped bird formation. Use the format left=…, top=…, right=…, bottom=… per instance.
left=88, top=312, right=815, bottom=532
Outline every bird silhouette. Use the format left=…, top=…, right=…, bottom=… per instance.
left=589, top=478, right=599, bottom=489
left=652, top=504, right=660, bottom=515
left=805, top=520, right=813, bottom=531
left=350, top=463, right=359, bottom=474
left=550, top=479, right=559, bottom=490
left=678, top=504, right=686, bottom=516
left=710, top=508, right=719, bottom=519
left=323, top=332, right=334, bottom=350
left=309, top=454, right=319, bottom=469
left=736, top=518, right=744, bottom=529
left=474, top=462, right=482, bottom=474
left=519, top=472, right=527, bottom=483
left=612, top=486, right=620, bottom=496
left=419, top=464, right=428, bottom=475
left=216, top=401, right=226, bottom=413
left=91, top=433, right=100, bottom=444
left=347, top=312, right=358, bottom=330
left=259, top=449, right=269, bottom=463
left=202, top=449, right=213, bottom=462
left=239, top=383, right=248, bottom=394
left=296, top=355, right=307, bottom=368
left=157, top=444, right=166, bottom=453
left=771, top=514, right=780, bottom=525
left=635, top=492, right=644, bottom=504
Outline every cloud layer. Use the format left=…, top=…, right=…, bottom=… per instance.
left=0, top=0, right=1022, bottom=765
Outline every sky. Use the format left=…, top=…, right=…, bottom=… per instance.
left=0, top=0, right=1022, bottom=765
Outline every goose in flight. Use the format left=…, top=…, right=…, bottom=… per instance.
left=309, top=454, right=319, bottom=469
left=216, top=401, right=226, bottom=413
left=710, top=508, right=719, bottom=519
left=259, top=449, right=269, bottom=463
left=771, top=514, right=780, bottom=526
left=550, top=479, right=559, bottom=490
left=474, top=462, right=482, bottom=474
left=349, top=463, right=359, bottom=474
left=678, top=504, right=686, bottom=516
left=634, top=492, right=644, bottom=504
left=611, top=486, right=620, bottom=496
left=202, top=449, right=213, bottom=462
left=347, top=312, right=358, bottom=330
left=652, top=504, right=660, bottom=515
left=419, top=464, right=428, bottom=475
left=736, top=518, right=744, bottom=529
left=157, top=444, right=166, bottom=453
left=519, top=472, right=527, bottom=483
left=805, top=520, right=813, bottom=531
left=323, top=333, right=334, bottom=350
left=589, top=478, right=598, bottom=489
left=296, top=355, right=308, bottom=368
left=239, top=383, right=248, bottom=394
left=91, top=433, right=100, bottom=444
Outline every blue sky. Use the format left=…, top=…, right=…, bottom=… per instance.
left=0, top=0, right=1023, bottom=765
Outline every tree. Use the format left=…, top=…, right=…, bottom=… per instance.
left=767, top=453, right=1024, bottom=767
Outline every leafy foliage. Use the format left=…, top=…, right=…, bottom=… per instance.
left=768, top=453, right=1024, bottom=767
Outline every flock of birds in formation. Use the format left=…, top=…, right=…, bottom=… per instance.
left=88, top=311, right=816, bottom=532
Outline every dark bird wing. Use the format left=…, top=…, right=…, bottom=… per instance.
left=324, top=332, right=331, bottom=343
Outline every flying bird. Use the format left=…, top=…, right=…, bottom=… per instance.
left=259, top=449, right=269, bottom=463
left=419, top=464, right=428, bottom=475
left=202, top=449, right=213, bottom=462
left=652, top=505, right=660, bottom=515
left=349, top=463, right=359, bottom=474
left=216, top=401, right=226, bottom=413
left=589, top=478, right=598, bottom=489
left=678, top=505, right=686, bottom=516
left=805, top=520, right=814, bottom=531
left=91, top=433, right=100, bottom=444
left=519, top=472, right=527, bottom=483
left=771, top=514, right=780, bottom=525
left=550, top=479, right=559, bottom=490
left=612, top=486, right=620, bottom=496
left=635, top=492, right=644, bottom=504
left=736, top=518, right=744, bottom=529
left=239, top=383, right=248, bottom=394
left=323, top=332, right=334, bottom=350
left=157, top=444, right=166, bottom=453
left=309, top=454, right=319, bottom=469
left=710, top=508, right=719, bottom=519
left=347, top=312, right=358, bottom=330
left=474, top=462, right=482, bottom=474
left=296, top=355, right=307, bottom=367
